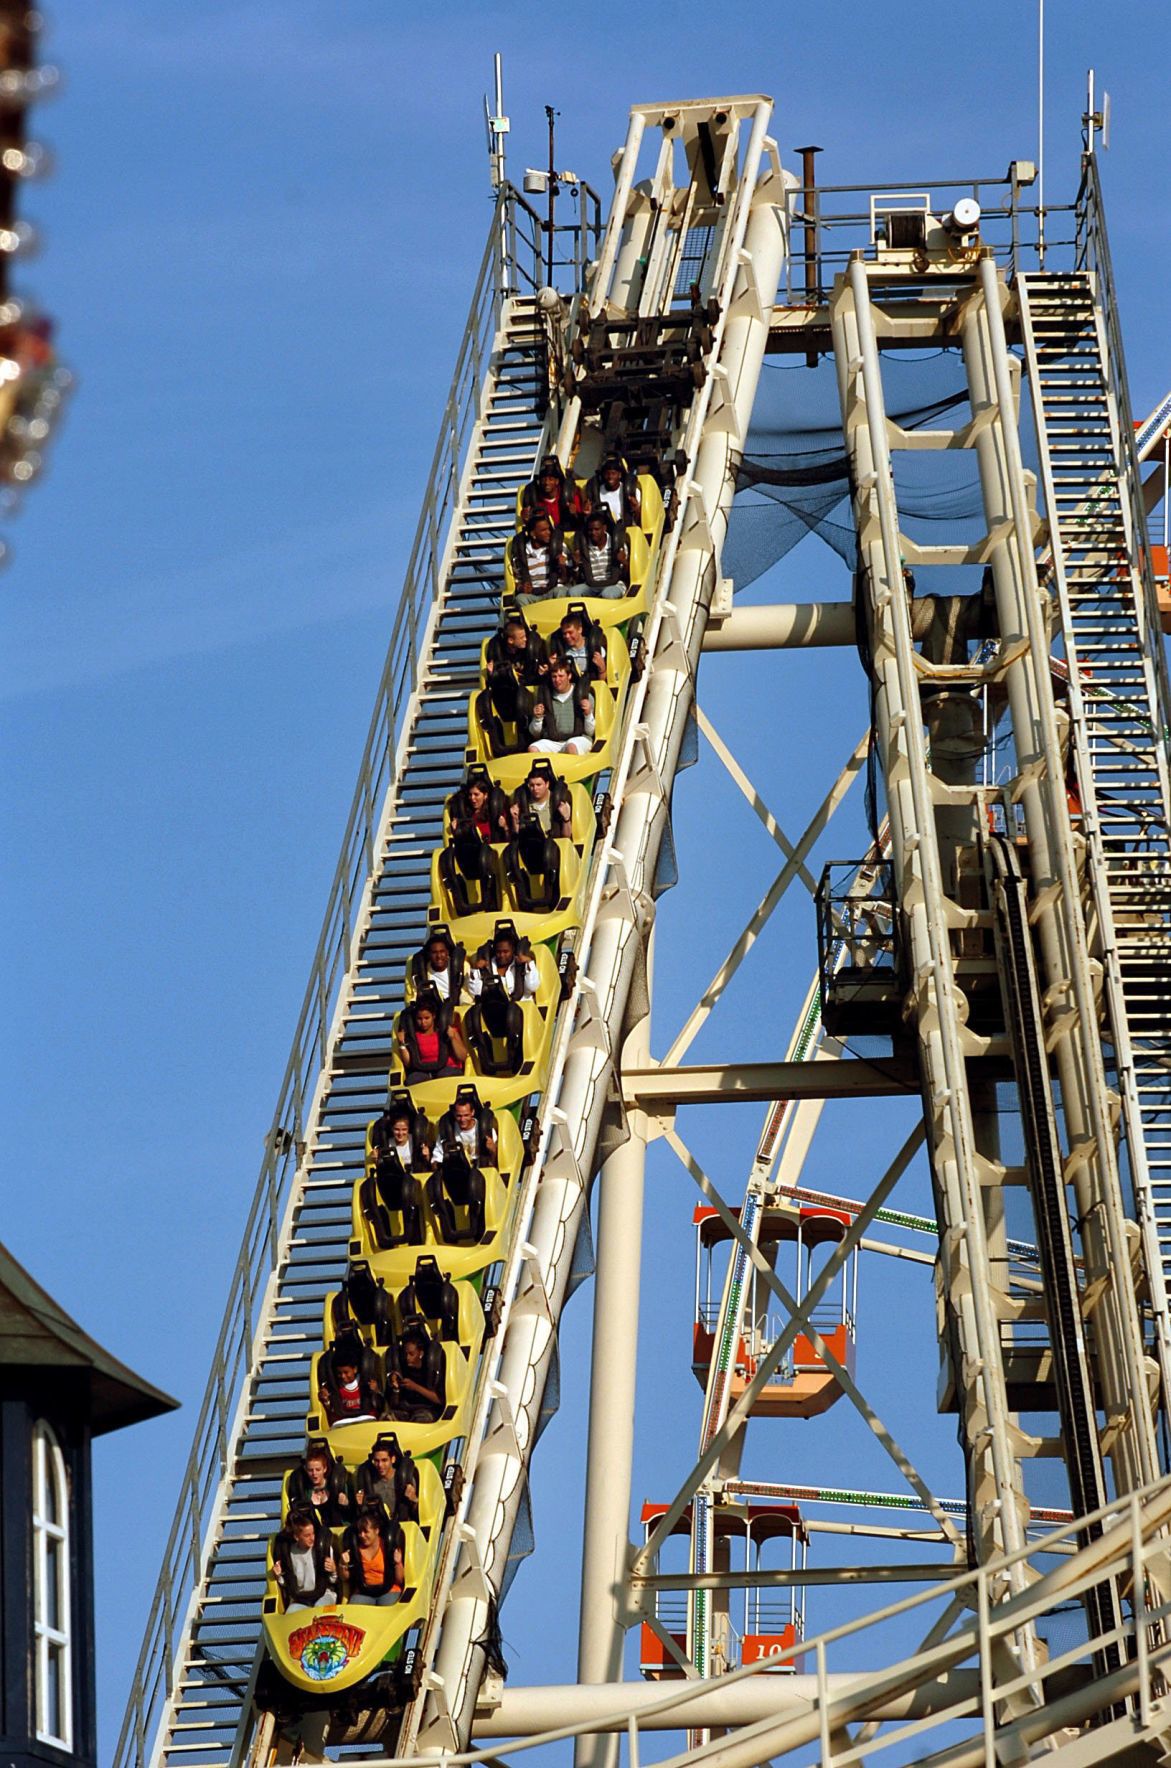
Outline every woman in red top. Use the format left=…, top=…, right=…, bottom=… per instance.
left=397, top=995, right=467, bottom=1088
left=521, top=456, right=583, bottom=531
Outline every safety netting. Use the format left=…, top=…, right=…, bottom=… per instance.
left=724, top=352, right=1019, bottom=592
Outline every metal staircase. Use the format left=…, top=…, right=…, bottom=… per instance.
left=114, top=210, right=551, bottom=1767
left=1018, top=269, right=1171, bottom=1388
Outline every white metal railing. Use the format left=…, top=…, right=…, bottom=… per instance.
left=359, top=1474, right=1171, bottom=1768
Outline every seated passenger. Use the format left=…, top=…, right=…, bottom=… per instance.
left=369, top=1096, right=434, bottom=1174
left=386, top=1319, right=445, bottom=1424
left=362, top=1102, right=429, bottom=1250
left=551, top=607, right=607, bottom=683
left=286, top=1441, right=353, bottom=1528
left=395, top=993, right=467, bottom=1088
left=408, top=926, right=468, bottom=1005
left=272, top=1508, right=338, bottom=1612
left=430, top=1094, right=494, bottom=1247
left=570, top=511, right=629, bottom=597
left=434, top=1088, right=499, bottom=1170
left=583, top=453, right=641, bottom=529
left=353, top=1432, right=419, bottom=1524
left=520, top=454, right=583, bottom=531
left=483, top=614, right=550, bottom=725
left=446, top=766, right=511, bottom=843
left=509, top=759, right=574, bottom=839
left=528, top=658, right=595, bottom=757
left=467, top=924, right=538, bottom=1001
left=341, top=1508, right=405, bottom=1607
left=439, top=818, right=503, bottom=915
left=463, top=980, right=524, bottom=1078
left=318, top=1334, right=386, bottom=1427
left=507, top=512, right=570, bottom=606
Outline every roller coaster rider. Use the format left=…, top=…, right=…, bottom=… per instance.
left=272, top=1508, right=338, bottom=1612
left=353, top=1432, right=420, bottom=1524
left=408, top=925, right=468, bottom=1005
left=395, top=992, right=467, bottom=1088
left=386, top=1319, right=444, bottom=1424
left=433, top=1087, right=498, bottom=1169
left=583, top=451, right=641, bottom=529
left=570, top=509, right=629, bottom=597
left=341, top=1509, right=405, bottom=1608
left=508, top=510, right=571, bottom=607
left=527, top=656, right=595, bottom=756
left=519, top=453, right=584, bottom=530
left=286, top=1439, right=353, bottom=1528
left=317, top=1331, right=386, bottom=1427
left=446, top=765, right=511, bottom=842
left=508, top=758, right=574, bottom=838
left=467, top=923, right=538, bottom=1000
left=369, top=1094, right=434, bottom=1173
left=550, top=606, right=607, bottom=682
left=483, top=612, right=550, bottom=719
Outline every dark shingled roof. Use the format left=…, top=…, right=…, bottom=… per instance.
left=0, top=1240, right=178, bottom=1436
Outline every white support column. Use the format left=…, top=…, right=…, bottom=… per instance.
left=574, top=932, right=655, bottom=1768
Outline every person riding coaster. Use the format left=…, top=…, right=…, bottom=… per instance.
left=509, top=756, right=575, bottom=839
left=583, top=452, right=642, bottom=529
left=284, top=1439, right=353, bottom=1529
left=519, top=453, right=583, bottom=532
left=445, top=765, right=511, bottom=844
left=406, top=924, right=468, bottom=1005
left=478, top=612, right=550, bottom=745
left=507, top=511, right=571, bottom=607
left=549, top=605, right=608, bottom=683
left=394, top=991, right=468, bottom=1089
left=570, top=508, right=630, bottom=598
left=353, top=1431, right=420, bottom=1524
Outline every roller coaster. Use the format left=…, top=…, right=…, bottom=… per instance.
left=113, top=88, right=1171, bottom=1768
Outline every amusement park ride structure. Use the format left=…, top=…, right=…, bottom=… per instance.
left=109, top=85, right=1171, bottom=1768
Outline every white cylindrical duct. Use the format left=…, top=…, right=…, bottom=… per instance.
left=474, top=1670, right=980, bottom=1735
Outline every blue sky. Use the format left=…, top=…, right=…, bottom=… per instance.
left=1, top=0, right=1168, bottom=1754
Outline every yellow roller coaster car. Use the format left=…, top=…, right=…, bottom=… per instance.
left=512, top=471, right=664, bottom=544
left=261, top=1459, right=445, bottom=1695
left=465, top=680, right=620, bottom=796
left=390, top=942, right=562, bottom=1114
left=305, top=1276, right=485, bottom=1463
left=503, top=525, right=652, bottom=626
left=351, top=1099, right=526, bottom=1285
left=429, top=812, right=594, bottom=949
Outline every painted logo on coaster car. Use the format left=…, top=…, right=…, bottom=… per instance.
left=288, top=1615, right=366, bottom=1682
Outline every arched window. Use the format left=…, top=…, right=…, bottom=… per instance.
left=32, top=1420, right=72, bottom=1750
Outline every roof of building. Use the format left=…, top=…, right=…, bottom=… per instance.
left=0, top=1240, right=178, bottom=1436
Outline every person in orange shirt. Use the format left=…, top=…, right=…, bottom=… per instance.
left=341, top=1509, right=404, bottom=1606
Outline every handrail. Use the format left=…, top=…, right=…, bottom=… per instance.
left=356, top=1472, right=1171, bottom=1768
left=1075, top=153, right=1171, bottom=754
left=114, top=180, right=593, bottom=1768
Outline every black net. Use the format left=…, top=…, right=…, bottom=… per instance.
left=725, top=354, right=991, bottom=591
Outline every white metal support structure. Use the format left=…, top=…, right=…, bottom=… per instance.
left=119, top=93, right=1171, bottom=1768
